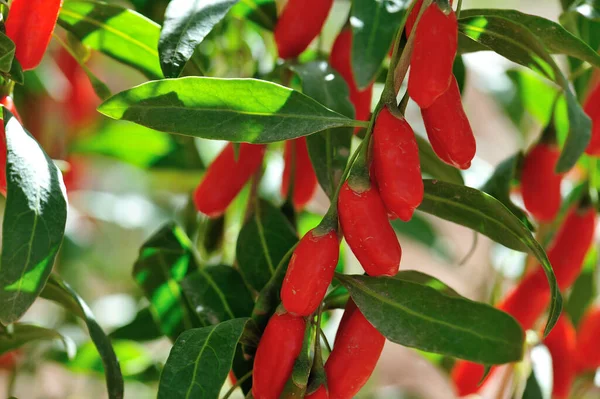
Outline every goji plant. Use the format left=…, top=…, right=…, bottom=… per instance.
left=0, top=0, right=600, bottom=398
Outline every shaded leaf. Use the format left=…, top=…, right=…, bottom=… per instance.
left=0, top=324, right=68, bottom=354
left=98, top=77, right=358, bottom=143
left=109, top=307, right=163, bottom=342
left=230, top=0, right=277, bottom=30
left=565, top=247, right=597, bottom=326
left=0, top=31, right=15, bottom=73
left=416, top=135, right=464, bottom=185
left=523, top=371, right=544, bottom=399
left=391, top=213, right=452, bottom=261
left=0, top=110, right=67, bottom=324
left=394, top=270, right=460, bottom=298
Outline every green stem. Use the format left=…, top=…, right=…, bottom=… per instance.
left=456, top=0, right=463, bottom=18
left=222, top=370, right=253, bottom=399
left=319, top=328, right=332, bottom=354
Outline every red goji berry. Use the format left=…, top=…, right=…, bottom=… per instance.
left=584, top=82, right=600, bottom=156
left=421, top=77, right=476, bottom=169
left=0, top=96, right=22, bottom=197
left=281, top=227, right=339, bottom=316
left=0, top=351, right=19, bottom=370
left=281, top=137, right=318, bottom=209
left=543, top=315, right=576, bottom=399
left=330, top=28, right=373, bottom=131
left=323, top=306, right=385, bottom=399
left=575, top=306, right=600, bottom=372
left=450, top=361, right=487, bottom=397
left=274, top=0, right=333, bottom=59
left=338, top=181, right=401, bottom=276
left=372, top=107, right=423, bottom=221
left=521, top=142, right=563, bottom=222
left=194, top=143, right=265, bottom=217
left=408, top=1, right=457, bottom=108
left=6, top=0, right=63, bottom=71
left=252, top=312, right=306, bottom=399
left=305, top=386, right=328, bottom=399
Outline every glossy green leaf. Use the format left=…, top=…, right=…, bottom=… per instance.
left=0, top=31, right=15, bottom=73
left=132, top=223, right=200, bottom=341
left=416, top=135, right=464, bottom=185
left=0, top=110, right=67, bottom=324
left=291, top=61, right=355, bottom=198
left=109, top=307, right=163, bottom=342
left=236, top=200, right=297, bottom=292
left=418, top=179, right=561, bottom=335
left=337, top=274, right=525, bottom=364
left=41, top=275, right=123, bottom=399
left=458, top=15, right=591, bottom=173
left=230, top=0, right=277, bottom=30
left=391, top=213, right=452, bottom=261
left=180, top=265, right=254, bottom=325
left=351, top=0, right=409, bottom=89
left=0, top=324, right=68, bottom=354
left=159, top=0, right=238, bottom=78
left=158, top=318, right=252, bottom=399
left=394, top=270, right=460, bottom=298
left=99, top=77, right=358, bottom=143
left=58, top=1, right=163, bottom=79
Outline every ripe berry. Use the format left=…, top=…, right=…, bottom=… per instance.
left=281, top=137, right=318, bottom=209
left=543, top=315, right=576, bottom=399
left=575, top=306, right=600, bottom=372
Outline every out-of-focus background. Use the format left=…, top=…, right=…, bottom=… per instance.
left=0, top=0, right=593, bottom=398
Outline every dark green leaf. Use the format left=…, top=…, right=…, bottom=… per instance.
left=158, top=318, right=252, bottom=399
left=480, top=153, right=533, bottom=230
left=351, top=0, right=409, bottom=89
left=453, top=55, right=467, bottom=94
left=565, top=247, right=597, bottom=326
left=0, top=324, right=67, bottom=354
left=291, top=61, right=354, bottom=198
left=0, top=110, right=67, bottom=324
left=58, top=1, right=163, bottom=79
left=394, top=270, right=460, bottom=297
left=418, top=179, right=561, bottom=335
left=109, top=307, right=163, bottom=342
left=458, top=14, right=591, bottom=173
left=337, top=274, right=524, bottom=364
left=132, top=222, right=200, bottom=341
left=180, top=265, right=254, bottom=325
left=236, top=200, right=297, bottom=292
left=416, top=135, right=464, bottom=185
left=98, top=77, right=358, bottom=143
left=391, top=213, right=452, bottom=261
left=159, top=0, right=238, bottom=78
left=41, top=275, right=124, bottom=399
left=0, top=31, right=15, bottom=73
left=230, top=0, right=277, bottom=30
left=522, top=371, right=543, bottom=399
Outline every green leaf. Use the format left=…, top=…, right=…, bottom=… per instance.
left=159, top=0, right=239, bottom=78
left=418, top=180, right=561, bottom=335
left=458, top=14, right=591, bottom=173
left=0, top=31, right=15, bottom=73
left=291, top=61, right=354, bottom=198
left=41, top=275, right=124, bottom=399
left=351, top=0, right=409, bottom=89
left=416, top=135, right=464, bottom=185
left=565, top=247, right=597, bottom=326
left=98, top=77, right=358, bottom=143
left=0, top=324, right=68, bottom=354
left=180, top=265, right=254, bottom=325
left=0, top=110, right=68, bottom=324
left=337, top=274, right=525, bottom=364
left=522, top=371, right=544, bottom=399
left=390, top=213, right=452, bottom=261
left=481, top=153, right=534, bottom=230
left=230, top=0, right=277, bottom=30
left=109, top=307, right=163, bottom=342
left=236, top=200, right=297, bottom=292
left=132, top=223, right=200, bottom=341
left=58, top=1, right=163, bottom=79
left=394, top=270, right=460, bottom=298
left=158, top=318, right=252, bottom=399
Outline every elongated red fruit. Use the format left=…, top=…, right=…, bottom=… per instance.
left=584, top=82, right=600, bottom=156
left=373, top=107, right=423, bottom=221
left=281, top=227, right=339, bottom=316
left=521, top=142, right=563, bottom=222
left=324, top=307, right=385, bottom=399
left=408, top=2, right=457, bottom=108
left=421, top=77, right=476, bottom=169
left=252, top=312, right=306, bottom=399
left=194, top=143, right=265, bottom=217
left=281, top=137, right=318, bottom=209
left=274, top=0, right=334, bottom=59
left=543, top=315, right=576, bottom=399
left=330, top=28, right=373, bottom=130
left=6, top=0, right=63, bottom=70
left=339, top=181, right=401, bottom=276
left=575, top=306, right=600, bottom=372
left=0, top=96, right=22, bottom=197
left=305, top=386, right=328, bottom=399
left=0, top=351, right=20, bottom=369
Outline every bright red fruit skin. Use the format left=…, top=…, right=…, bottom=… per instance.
left=408, top=2, right=457, bottom=108
left=521, top=143, right=563, bottom=222
left=421, top=77, right=476, bottom=169
left=373, top=107, right=423, bottom=221
left=330, top=28, right=373, bottom=130
left=584, top=82, right=600, bottom=156
left=305, top=386, right=329, bottom=399
left=281, top=137, right=318, bottom=209
left=252, top=312, right=306, bottom=399
left=338, top=181, right=401, bottom=276
left=0, top=96, right=21, bottom=197
left=544, top=315, right=576, bottom=399
left=274, top=0, right=333, bottom=59
left=450, top=361, right=486, bottom=397
left=281, top=228, right=339, bottom=316
left=6, top=0, right=63, bottom=70
left=575, top=307, right=600, bottom=372
left=324, top=307, right=385, bottom=399
left=194, top=143, right=266, bottom=217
